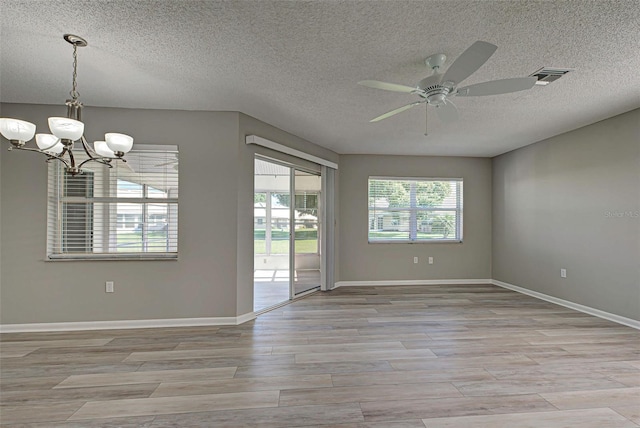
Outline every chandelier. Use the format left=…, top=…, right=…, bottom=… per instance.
left=0, top=34, right=133, bottom=175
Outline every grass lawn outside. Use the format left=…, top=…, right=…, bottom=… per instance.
left=254, top=228, right=318, bottom=254
left=116, top=231, right=171, bottom=252
left=368, top=231, right=450, bottom=240
left=255, top=239, right=318, bottom=254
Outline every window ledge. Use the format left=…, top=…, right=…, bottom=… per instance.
left=368, top=240, right=462, bottom=244
left=47, top=254, right=178, bottom=261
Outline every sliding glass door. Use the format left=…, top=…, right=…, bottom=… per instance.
left=293, top=170, right=321, bottom=295
left=254, top=158, right=321, bottom=312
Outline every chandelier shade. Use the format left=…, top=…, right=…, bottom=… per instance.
left=94, top=141, right=116, bottom=158
left=48, top=117, right=85, bottom=141
left=0, top=34, right=134, bottom=175
left=0, top=118, right=36, bottom=144
left=35, top=134, right=64, bottom=154
left=105, top=133, right=134, bottom=154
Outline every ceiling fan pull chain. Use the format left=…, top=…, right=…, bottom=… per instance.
left=424, top=105, right=428, bottom=137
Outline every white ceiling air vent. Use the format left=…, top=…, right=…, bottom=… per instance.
left=529, top=67, right=572, bottom=86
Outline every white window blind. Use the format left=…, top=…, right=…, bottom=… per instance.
left=368, top=177, right=463, bottom=243
left=47, top=145, right=179, bottom=259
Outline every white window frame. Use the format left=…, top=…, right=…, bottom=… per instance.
left=368, top=176, right=463, bottom=244
left=46, top=145, right=179, bottom=260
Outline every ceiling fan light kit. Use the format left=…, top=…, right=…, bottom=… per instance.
left=0, top=34, right=134, bottom=175
left=358, top=40, right=538, bottom=131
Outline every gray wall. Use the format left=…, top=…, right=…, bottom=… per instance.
left=338, top=155, right=492, bottom=281
left=492, top=109, right=640, bottom=320
left=0, top=103, right=337, bottom=325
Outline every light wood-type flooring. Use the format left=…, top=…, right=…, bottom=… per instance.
left=1, top=284, right=639, bottom=427
left=254, top=269, right=321, bottom=311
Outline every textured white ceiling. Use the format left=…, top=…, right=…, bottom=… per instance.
left=1, top=0, right=639, bottom=157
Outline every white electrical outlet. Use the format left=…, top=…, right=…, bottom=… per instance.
left=560, top=269, right=567, bottom=278
left=428, top=257, right=434, bottom=265
left=413, top=257, right=418, bottom=264
left=106, top=281, right=114, bottom=293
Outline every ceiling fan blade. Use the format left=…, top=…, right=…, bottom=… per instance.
left=441, top=41, right=497, bottom=86
left=358, top=80, right=417, bottom=93
left=117, top=160, right=136, bottom=174
left=456, top=77, right=537, bottom=97
left=434, top=100, right=459, bottom=124
left=370, top=101, right=424, bottom=122
left=154, top=160, right=179, bottom=167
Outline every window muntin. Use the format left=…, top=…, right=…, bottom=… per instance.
left=47, top=145, right=179, bottom=259
left=368, top=177, right=463, bottom=243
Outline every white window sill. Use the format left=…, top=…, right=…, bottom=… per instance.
left=368, top=240, right=462, bottom=244
left=46, top=253, right=178, bottom=261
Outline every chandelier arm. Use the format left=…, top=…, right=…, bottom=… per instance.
left=8, top=146, right=69, bottom=168
left=78, top=158, right=114, bottom=169
left=46, top=155, right=72, bottom=169
left=79, top=135, right=98, bottom=158
left=67, top=146, right=77, bottom=168
left=20, top=146, right=72, bottom=169
left=77, top=136, right=115, bottom=168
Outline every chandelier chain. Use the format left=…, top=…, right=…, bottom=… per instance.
left=70, top=44, right=80, bottom=100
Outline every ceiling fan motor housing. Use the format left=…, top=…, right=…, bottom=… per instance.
left=417, top=75, right=451, bottom=106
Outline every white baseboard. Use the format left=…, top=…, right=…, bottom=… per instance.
left=236, top=312, right=257, bottom=325
left=0, top=313, right=257, bottom=333
left=334, top=279, right=492, bottom=288
left=3, top=281, right=637, bottom=332
left=492, top=279, right=640, bottom=330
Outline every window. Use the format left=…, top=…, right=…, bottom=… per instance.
left=47, top=145, right=179, bottom=259
left=368, top=177, right=463, bottom=243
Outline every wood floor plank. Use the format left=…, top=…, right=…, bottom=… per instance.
left=295, top=348, right=437, bottom=364
left=54, top=367, right=237, bottom=388
left=149, top=402, right=365, bottom=427
left=67, top=391, right=280, bottom=420
left=540, top=387, right=640, bottom=409
left=123, top=346, right=273, bottom=362
left=271, top=340, right=406, bottom=355
left=279, top=382, right=461, bottom=407
left=135, top=354, right=295, bottom=372
left=613, top=405, right=640, bottom=425
left=1, top=383, right=159, bottom=405
left=609, top=372, right=640, bottom=387
left=151, top=374, right=332, bottom=397
left=331, top=368, right=494, bottom=387
left=0, top=362, right=143, bottom=380
left=360, top=394, right=556, bottom=421
left=0, top=375, right=66, bottom=392
left=420, top=408, right=638, bottom=427
left=453, top=378, right=628, bottom=396
left=0, top=402, right=85, bottom=424
left=0, top=338, right=113, bottom=347
left=390, top=354, right=537, bottom=371
left=0, top=415, right=157, bottom=427
left=537, top=328, right=636, bottom=337
left=319, top=422, right=428, bottom=428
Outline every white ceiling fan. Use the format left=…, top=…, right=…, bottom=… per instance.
left=359, top=41, right=537, bottom=131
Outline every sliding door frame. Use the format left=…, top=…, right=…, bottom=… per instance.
left=254, top=155, right=324, bottom=308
